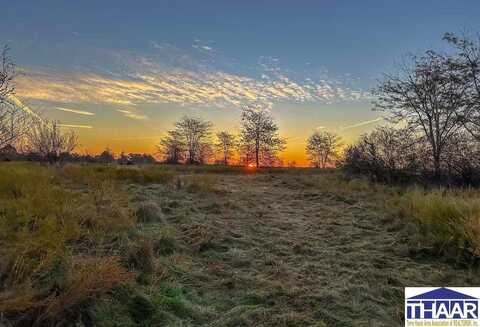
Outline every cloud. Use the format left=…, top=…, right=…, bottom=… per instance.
left=116, top=109, right=148, bottom=120
left=55, top=106, right=95, bottom=116
left=15, top=43, right=371, bottom=110
left=58, top=124, right=93, bottom=129
left=340, top=117, right=383, bottom=130
left=17, top=68, right=369, bottom=109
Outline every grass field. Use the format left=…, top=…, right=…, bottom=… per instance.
left=1, top=163, right=479, bottom=326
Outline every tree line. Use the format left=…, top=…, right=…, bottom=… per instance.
left=157, top=107, right=286, bottom=167
left=342, top=32, right=480, bottom=186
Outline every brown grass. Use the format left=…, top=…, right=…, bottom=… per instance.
left=0, top=163, right=136, bottom=325
left=2, top=163, right=480, bottom=326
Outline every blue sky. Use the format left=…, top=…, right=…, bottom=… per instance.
left=3, top=0, right=479, bottom=163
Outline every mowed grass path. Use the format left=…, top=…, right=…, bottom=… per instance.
left=128, top=172, right=480, bottom=326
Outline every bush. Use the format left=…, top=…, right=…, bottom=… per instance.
left=135, top=201, right=164, bottom=224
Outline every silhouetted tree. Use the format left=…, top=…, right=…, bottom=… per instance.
left=342, top=126, right=421, bottom=183
left=157, top=130, right=185, bottom=164
left=23, top=120, right=78, bottom=163
left=215, top=131, right=236, bottom=165
left=0, top=45, right=15, bottom=103
left=174, top=116, right=212, bottom=164
left=306, top=131, right=342, bottom=168
left=0, top=45, right=29, bottom=148
left=443, top=32, right=480, bottom=140
left=128, top=153, right=156, bottom=164
left=197, top=142, right=213, bottom=164
left=239, top=106, right=285, bottom=168
left=375, top=51, right=465, bottom=176
left=96, top=148, right=115, bottom=163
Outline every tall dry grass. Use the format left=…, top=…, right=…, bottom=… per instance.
left=0, top=163, right=136, bottom=325
left=394, top=188, right=480, bottom=260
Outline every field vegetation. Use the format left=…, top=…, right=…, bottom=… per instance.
left=1, top=163, right=479, bottom=326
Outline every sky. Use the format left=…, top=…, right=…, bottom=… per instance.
left=3, top=0, right=480, bottom=165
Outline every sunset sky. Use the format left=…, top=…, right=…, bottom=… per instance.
left=3, top=0, right=479, bottom=165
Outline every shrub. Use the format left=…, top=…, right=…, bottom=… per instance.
left=153, top=228, right=177, bottom=256
left=128, top=294, right=156, bottom=323
left=135, top=201, right=164, bottom=224
left=125, top=239, right=154, bottom=276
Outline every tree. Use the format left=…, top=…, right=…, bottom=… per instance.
left=174, top=116, right=212, bottom=164
left=157, top=130, right=185, bottom=164
left=0, top=45, right=15, bottom=103
left=197, top=142, right=213, bottom=164
left=24, top=119, right=78, bottom=163
left=341, top=126, right=422, bottom=183
left=215, top=131, right=236, bottom=165
left=375, top=51, right=465, bottom=176
left=306, top=131, right=342, bottom=168
left=443, top=32, right=480, bottom=140
left=239, top=106, right=285, bottom=168
left=0, top=45, right=29, bottom=148
left=128, top=153, right=156, bottom=164
left=96, top=148, right=115, bottom=163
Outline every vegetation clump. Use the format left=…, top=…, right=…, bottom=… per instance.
left=394, top=188, right=480, bottom=263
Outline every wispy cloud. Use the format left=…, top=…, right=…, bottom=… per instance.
left=15, top=43, right=371, bottom=110
left=55, top=106, right=95, bottom=116
left=58, top=124, right=93, bottom=129
left=116, top=109, right=148, bottom=120
left=340, top=117, right=383, bottom=130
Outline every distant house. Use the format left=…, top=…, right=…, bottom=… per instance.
left=0, top=145, right=18, bottom=161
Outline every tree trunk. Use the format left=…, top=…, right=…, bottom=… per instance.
left=433, top=153, right=441, bottom=179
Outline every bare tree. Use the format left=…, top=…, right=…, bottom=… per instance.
left=306, top=130, right=342, bottom=168
left=215, top=131, right=236, bottom=165
left=157, top=130, right=185, bottom=164
left=375, top=51, right=466, bottom=176
left=342, top=126, right=422, bottom=182
left=23, top=120, right=78, bottom=163
left=443, top=32, right=480, bottom=140
left=0, top=45, right=15, bottom=103
left=174, top=116, right=212, bottom=164
left=0, top=45, right=29, bottom=148
left=239, top=106, right=285, bottom=168
left=0, top=101, right=29, bottom=148
left=197, top=142, right=214, bottom=164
